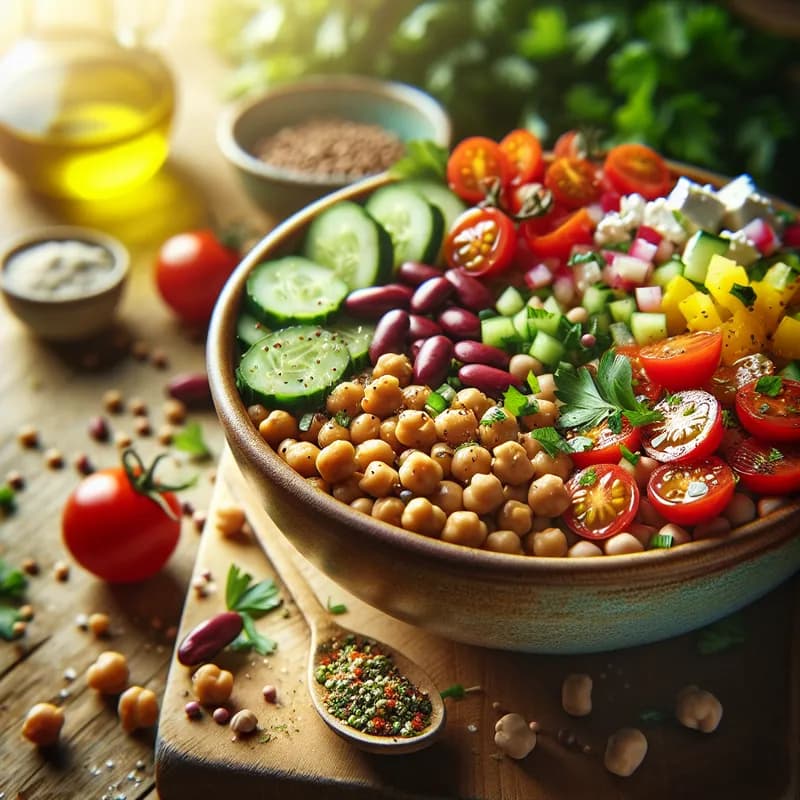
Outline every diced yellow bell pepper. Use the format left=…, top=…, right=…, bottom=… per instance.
left=661, top=275, right=696, bottom=335
left=719, top=308, right=768, bottom=365
left=751, top=280, right=794, bottom=334
left=771, top=316, right=800, bottom=360
left=679, top=291, right=724, bottom=332
left=704, top=254, right=749, bottom=316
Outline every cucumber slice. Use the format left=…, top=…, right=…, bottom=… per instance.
left=630, top=312, right=668, bottom=345
left=236, top=311, right=270, bottom=349
left=327, top=316, right=376, bottom=371
left=582, top=284, right=614, bottom=314
left=652, top=259, right=683, bottom=288
left=496, top=285, right=525, bottom=316
left=304, top=201, right=393, bottom=289
left=528, top=309, right=563, bottom=338
left=246, top=256, right=348, bottom=327
left=402, top=179, right=467, bottom=233
left=682, top=231, right=729, bottom=284
left=609, top=321, right=636, bottom=347
left=236, top=325, right=352, bottom=412
left=481, top=315, right=518, bottom=349
left=608, top=297, right=637, bottom=324
left=365, top=184, right=444, bottom=268
left=528, top=331, right=565, bottom=366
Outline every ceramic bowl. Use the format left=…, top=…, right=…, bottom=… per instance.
left=216, top=74, right=451, bottom=220
left=207, top=172, right=800, bottom=654
left=1, top=225, right=129, bottom=341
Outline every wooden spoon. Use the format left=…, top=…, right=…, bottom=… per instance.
left=226, top=455, right=446, bottom=755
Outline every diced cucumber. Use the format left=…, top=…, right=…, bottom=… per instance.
left=681, top=231, right=729, bottom=284
left=609, top=321, right=636, bottom=346
left=652, top=259, right=684, bottom=288
left=582, top=283, right=614, bottom=314
left=245, top=257, right=348, bottom=327
left=304, top=200, right=393, bottom=289
left=629, top=311, right=668, bottom=345
left=529, top=331, right=564, bottom=366
left=236, top=311, right=270, bottom=349
left=543, top=295, right=563, bottom=315
left=236, top=325, right=352, bottom=412
left=763, top=261, right=795, bottom=290
left=496, top=285, right=525, bottom=316
left=528, top=309, right=562, bottom=338
left=588, top=311, right=612, bottom=335
left=402, top=179, right=467, bottom=234
left=481, top=315, right=518, bottom=349
left=608, top=297, right=637, bottom=324
left=512, top=308, right=531, bottom=340
left=327, top=316, right=376, bottom=371
left=365, top=184, right=444, bottom=268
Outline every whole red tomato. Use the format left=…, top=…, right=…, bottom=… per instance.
left=62, top=450, right=186, bottom=583
left=155, top=229, right=241, bottom=324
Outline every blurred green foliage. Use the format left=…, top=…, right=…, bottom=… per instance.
left=210, top=0, right=800, bottom=201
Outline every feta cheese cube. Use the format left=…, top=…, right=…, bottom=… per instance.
left=666, top=177, right=726, bottom=233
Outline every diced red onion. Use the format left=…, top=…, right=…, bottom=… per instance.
left=635, top=285, right=663, bottom=313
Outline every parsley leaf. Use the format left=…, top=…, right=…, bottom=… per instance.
left=755, top=375, right=783, bottom=396
left=388, top=139, right=448, bottom=180
left=231, top=613, right=277, bottom=656
left=224, top=564, right=282, bottom=655
left=554, top=365, right=613, bottom=430
left=578, top=467, right=598, bottom=486
left=0, top=560, right=28, bottom=641
left=526, top=371, right=541, bottom=394
left=528, top=427, right=574, bottom=458
left=173, top=421, right=212, bottom=460
left=503, top=385, right=539, bottom=417
left=0, top=484, right=16, bottom=514
left=729, top=283, right=756, bottom=308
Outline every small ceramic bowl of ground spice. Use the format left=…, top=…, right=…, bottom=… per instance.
left=217, top=74, right=451, bottom=220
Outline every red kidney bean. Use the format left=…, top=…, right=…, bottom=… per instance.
left=177, top=611, right=243, bottom=666
left=410, top=276, right=454, bottom=315
left=413, top=335, right=454, bottom=388
left=458, top=364, right=523, bottom=397
left=444, top=269, right=495, bottom=312
left=407, top=314, right=443, bottom=341
left=453, top=340, right=510, bottom=369
left=369, top=308, right=410, bottom=364
left=344, top=283, right=414, bottom=318
left=410, top=339, right=425, bottom=359
left=397, top=261, right=442, bottom=286
left=438, top=307, right=481, bottom=340
left=167, top=372, right=212, bottom=408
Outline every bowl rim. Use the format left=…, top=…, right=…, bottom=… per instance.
left=216, top=74, right=452, bottom=189
left=0, top=224, right=129, bottom=304
left=207, top=165, right=800, bottom=581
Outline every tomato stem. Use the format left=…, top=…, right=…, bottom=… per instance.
left=121, top=449, right=195, bottom=521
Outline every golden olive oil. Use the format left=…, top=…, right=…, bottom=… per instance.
left=0, top=32, right=175, bottom=199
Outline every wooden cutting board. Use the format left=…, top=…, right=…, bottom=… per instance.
left=156, top=449, right=800, bottom=800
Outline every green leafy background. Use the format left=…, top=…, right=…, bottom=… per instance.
left=211, top=0, right=800, bottom=202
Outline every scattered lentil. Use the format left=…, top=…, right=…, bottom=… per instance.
left=53, top=561, right=70, bottom=581
left=157, top=424, right=175, bottom=445
left=17, top=424, right=39, bottom=448
left=18, top=604, right=34, bottom=621
left=262, top=684, right=278, bottom=704
left=184, top=700, right=202, bottom=720
left=192, top=510, right=207, bottom=533
left=212, top=707, right=231, bottom=725
left=103, top=389, right=125, bottom=413
left=134, top=417, right=152, bottom=437
left=114, top=431, right=133, bottom=449
left=21, top=557, right=39, bottom=576
left=44, top=448, right=64, bottom=469
left=73, top=453, right=94, bottom=475
left=88, top=612, right=111, bottom=637
left=129, top=398, right=148, bottom=416
left=163, top=398, right=187, bottom=425
left=88, top=416, right=110, bottom=442
left=151, top=349, right=169, bottom=369
left=12, top=620, right=27, bottom=637
left=6, top=470, right=25, bottom=490
left=130, top=340, right=150, bottom=361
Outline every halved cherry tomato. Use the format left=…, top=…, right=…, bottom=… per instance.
left=727, top=437, right=800, bottom=495
left=544, top=157, right=602, bottom=209
left=446, top=136, right=511, bottom=204
left=603, top=143, right=673, bottom=200
left=443, top=206, right=517, bottom=278
left=566, top=417, right=641, bottom=469
left=553, top=130, right=589, bottom=160
left=704, top=353, right=775, bottom=407
left=735, top=378, right=800, bottom=443
left=638, top=330, right=723, bottom=392
left=646, top=456, right=736, bottom=526
left=499, top=129, right=544, bottom=186
left=521, top=207, right=595, bottom=261
left=641, top=389, right=724, bottom=463
left=613, top=344, right=663, bottom=405
left=562, top=463, right=640, bottom=540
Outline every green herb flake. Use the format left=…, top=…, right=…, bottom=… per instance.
left=0, top=484, right=16, bottom=513
left=568, top=250, right=607, bottom=268
left=333, top=410, right=351, bottom=427
left=503, top=385, right=539, bottom=417
left=529, top=427, right=573, bottom=458
left=639, top=708, right=669, bottom=723
left=578, top=467, right=598, bottom=487
left=172, top=421, right=212, bottom=460
left=648, top=532, right=674, bottom=549
left=756, top=375, right=783, bottom=397
left=729, top=283, right=756, bottom=308
left=440, top=683, right=481, bottom=700
left=298, top=413, right=315, bottom=432
left=0, top=559, right=28, bottom=641
left=480, top=407, right=507, bottom=426
left=620, top=444, right=640, bottom=465
left=388, top=140, right=448, bottom=180
left=327, top=597, right=348, bottom=615
left=526, top=371, right=541, bottom=394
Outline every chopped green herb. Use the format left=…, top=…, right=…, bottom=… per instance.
left=721, top=409, right=737, bottom=429
left=526, top=371, right=541, bottom=394
left=172, top=421, right=212, bottom=460
left=333, top=410, right=351, bottom=427
left=648, top=532, right=674, bottom=549
left=0, top=484, right=16, bottom=513
left=729, top=283, right=756, bottom=308
left=480, top=407, right=507, bottom=426
left=388, top=140, right=448, bottom=180
left=0, top=559, right=28, bottom=641
left=425, top=390, right=448, bottom=417
left=568, top=250, right=606, bottom=268
left=225, top=564, right=282, bottom=655
left=568, top=436, right=593, bottom=453
left=503, top=385, right=539, bottom=417
left=639, top=708, right=669, bottom=723
left=620, top=444, right=640, bottom=465
left=528, top=427, right=574, bottom=458
left=578, top=467, right=598, bottom=486
left=696, top=615, right=746, bottom=655
left=440, top=683, right=482, bottom=700
left=298, top=413, right=315, bottom=432
left=327, top=597, right=348, bottom=615
left=756, top=375, right=783, bottom=396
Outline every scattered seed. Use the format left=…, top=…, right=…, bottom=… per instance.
left=181, top=501, right=195, bottom=517
left=212, top=707, right=230, bottom=725
left=88, top=416, right=110, bottom=442
left=44, top=448, right=64, bottom=469
left=165, top=625, right=178, bottom=640
left=17, top=424, right=39, bottom=448
left=130, top=341, right=150, bottom=361
left=157, top=424, right=174, bottom=445
left=89, top=613, right=111, bottom=637
left=74, top=453, right=94, bottom=475
left=151, top=349, right=169, bottom=369
left=18, top=604, right=34, bottom=621
left=64, top=667, right=78, bottom=681
left=115, top=432, right=133, bottom=449
left=262, top=685, right=278, bottom=704
left=185, top=701, right=202, bottom=719
left=21, top=558, right=39, bottom=576
left=12, top=620, right=27, bottom=638
left=129, top=398, right=148, bottom=416
left=53, top=561, right=70, bottom=582
left=192, top=510, right=207, bottom=533
left=103, top=389, right=125, bottom=413
left=134, top=417, right=152, bottom=437
left=163, top=399, right=187, bottom=425
left=75, top=613, right=89, bottom=629
left=6, top=470, right=24, bottom=490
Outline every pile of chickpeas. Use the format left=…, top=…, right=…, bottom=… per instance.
left=248, top=351, right=764, bottom=558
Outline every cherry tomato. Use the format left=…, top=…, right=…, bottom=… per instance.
left=562, top=463, right=640, bottom=540
left=603, top=143, right=673, bottom=200
left=566, top=417, right=641, bottom=469
left=727, top=437, right=800, bottom=495
left=62, top=451, right=183, bottom=583
left=704, top=353, right=775, bottom=407
left=443, top=206, right=517, bottom=278
left=155, top=229, right=241, bottom=325
left=646, top=456, right=736, bottom=526
left=638, top=330, right=723, bottom=392
left=641, top=389, right=724, bottom=463
left=553, top=130, right=588, bottom=160
left=544, top=157, right=601, bottom=209
left=446, top=136, right=511, bottom=204
left=521, top=207, right=595, bottom=261
left=499, top=129, right=544, bottom=185
left=613, top=344, right=664, bottom=405
left=735, top=378, right=800, bottom=443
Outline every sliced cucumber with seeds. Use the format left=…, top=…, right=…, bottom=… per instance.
left=236, top=311, right=270, bottom=349
left=328, top=316, right=376, bottom=371
left=303, top=201, right=393, bottom=289
left=236, top=325, right=352, bottom=412
left=245, top=256, right=348, bottom=327
left=365, top=184, right=444, bottom=268
left=402, top=179, right=466, bottom=233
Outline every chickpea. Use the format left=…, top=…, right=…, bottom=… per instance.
left=316, top=440, right=357, bottom=484
left=657, top=522, right=692, bottom=546
left=453, top=387, right=493, bottom=419
left=230, top=708, right=259, bottom=735
left=354, top=438, right=396, bottom=470
left=565, top=306, right=589, bottom=324
left=401, top=384, right=431, bottom=410
left=527, top=474, right=570, bottom=517
left=284, top=441, right=320, bottom=478
left=276, top=437, right=298, bottom=460
left=22, top=702, right=64, bottom=746
left=492, top=441, right=535, bottom=486
left=568, top=540, right=603, bottom=558
left=520, top=399, right=559, bottom=431
left=118, top=686, right=159, bottom=733
left=619, top=454, right=659, bottom=490
left=503, top=483, right=529, bottom=503
left=463, top=473, right=505, bottom=515
left=88, top=612, right=111, bottom=637
left=450, top=444, right=492, bottom=484
left=723, top=492, right=757, bottom=527
left=604, top=728, right=648, bottom=777
left=518, top=432, right=544, bottom=459
left=441, top=511, right=488, bottom=548
left=395, top=410, right=438, bottom=450
left=306, top=476, right=330, bottom=493
left=246, top=403, right=269, bottom=427
left=484, top=529, right=523, bottom=554
left=317, top=419, right=351, bottom=448
left=562, top=673, right=592, bottom=717
left=532, top=373, right=556, bottom=402
left=379, top=416, right=402, bottom=452
left=326, top=380, right=365, bottom=417
left=359, top=461, right=400, bottom=498
left=433, top=407, right=478, bottom=447
left=87, top=651, right=129, bottom=694
left=496, top=500, right=532, bottom=536
left=298, top=412, right=326, bottom=443
left=215, top=504, right=246, bottom=538
left=349, top=413, right=381, bottom=444
left=758, top=496, right=788, bottom=516
left=636, top=497, right=668, bottom=527
left=398, top=451, right=443, bottom=496
left=530, top=450, right=573, bottom=481
left=332, top=473, right=365, bottom=504
left=372, top=353, right=413, bottom=386
left=478, top=406, right=519, bottom=449
left=350, top=497, right=374, bottom=515
left=508, top=353, right=539, bottom=383
left=372, top=497, right=405, bottom=527
left=192, top=663, right=234, bottom=706
left=401, top=498, right=446, bottom=537
left=429, top=480, right=464, bottom=515
left=362, top=375, right=403, bottom=417
left=430, top=442, right=454, bottom=477
left=525, top=527, right=568, bottom=557
left=675, top=685, right=723, bottom=733
left=628, top=522, right=657, bottom=547
left=604, top=532, right=644, bottom=556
